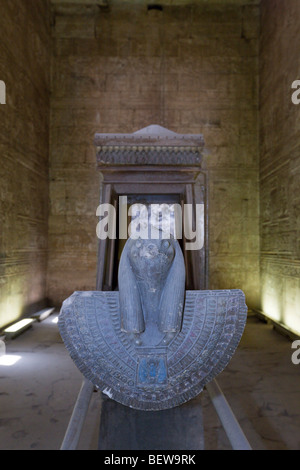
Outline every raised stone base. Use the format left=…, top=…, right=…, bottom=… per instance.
left=98, top=395, right=204, bottom=451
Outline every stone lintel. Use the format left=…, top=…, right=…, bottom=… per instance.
left=94, top=125, right=205, bottom=166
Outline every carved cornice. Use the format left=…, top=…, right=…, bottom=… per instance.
left=94, top=125, right=205, bottom=166
left=96, top=147, right=202, bottom=165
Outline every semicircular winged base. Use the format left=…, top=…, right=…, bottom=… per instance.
left=58, top=289, right=247, bottom=411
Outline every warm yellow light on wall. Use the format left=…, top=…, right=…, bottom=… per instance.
left=0, top=297, right=22, bottom=329
left=282, top=279, right=300, bottom=335
left=261, top=290, right=281, bottom=323
left=261, top=275, right=300, bottom=337
left=283, top=311, right=300, bottom=336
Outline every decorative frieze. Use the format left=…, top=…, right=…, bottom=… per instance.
left=95, top=125, right=205, bottom=166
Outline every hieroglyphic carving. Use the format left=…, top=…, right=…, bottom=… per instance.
left=59, top=238, right=247, bottom=411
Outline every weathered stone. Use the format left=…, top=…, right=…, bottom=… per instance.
left=119, top=238, right=186, bottom=342
left=59, top=238, right=247, bottom=411
left=0, top=0, right=51, bottom=329
left=259, top=0, right=300, bottom=334
left=48, top=2, right=260, bottom=311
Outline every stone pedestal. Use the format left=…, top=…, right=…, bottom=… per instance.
left=98, top=395, right=204, bottom=451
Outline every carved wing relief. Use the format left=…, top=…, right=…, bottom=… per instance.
left=59, top=288, right=247, bottom=411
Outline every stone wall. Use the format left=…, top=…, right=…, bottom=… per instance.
left=260, top=0, right=300, bottom=334
left=48, top=1, right=260, bottom=308
left=0, top=0, right=51, bottom=329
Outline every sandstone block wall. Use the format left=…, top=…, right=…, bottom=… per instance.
left=2, top=0, right=299, bottom=335
left=48, top=2, right=260, bottom=308
left=260, top=0, right=300, bottom=334
left=0, top=0, right=51, bottom=329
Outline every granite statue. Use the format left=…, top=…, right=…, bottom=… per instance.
left=119, top=238, right=185, bottom=347
left=58, top=237, right=247, bottom=411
